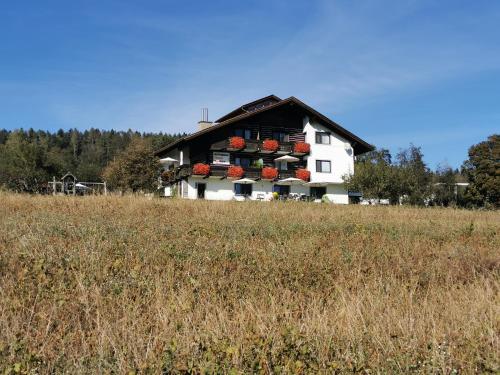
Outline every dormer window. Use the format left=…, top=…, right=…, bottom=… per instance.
left=315, top=132, right=331, bottom=144
left=235, top=128, right=251, bottom=140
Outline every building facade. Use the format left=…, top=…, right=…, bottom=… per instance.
left=155, top=95, right=373, bottom=203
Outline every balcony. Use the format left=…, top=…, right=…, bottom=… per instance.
left=210, top=139, right=259, bottom=153
left=210, top=139, right=309, bottom=155
left=164, top=164, right=309, bottom=184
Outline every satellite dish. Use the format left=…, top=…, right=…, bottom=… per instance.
left=344, top=142, right=351, bottom=151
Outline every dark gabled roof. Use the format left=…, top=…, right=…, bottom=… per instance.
left=155, top=96, right=374, bottom=156
left=215, top=94, right=282, bottom=123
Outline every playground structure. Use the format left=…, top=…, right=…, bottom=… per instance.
left=48, top=172, right=107, bottom=196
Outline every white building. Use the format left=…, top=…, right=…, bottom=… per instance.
left=156, top=95, right=373, bottom=203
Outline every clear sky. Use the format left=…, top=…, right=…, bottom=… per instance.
left=1, top=0, right=499, bottom=168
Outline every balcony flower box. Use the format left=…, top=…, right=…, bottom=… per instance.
left=192, top=163, right=210, bottom=176
left=294, top=142, right=310, bottom=154
left=227, top=165, right=244, bottom=179
left=296, top=169, right=310, bottom=181
left=262, top=139, right=279, bottom=152
left=262, top=167, right=278, bottom=180
left=229, top=136, right=245, bottom=150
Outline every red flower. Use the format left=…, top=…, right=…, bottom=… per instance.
left=192, top=163, right=210, bottom=176
left=262, top=167, right=278, bottom=180
left=227, top=165, right=244, bottom=178
left=229, top=136, right=245, bottom=149
left=296, top=169, right=310, bottom=181
left=294, top=142, right=310, bottom=154
left=262, top=139, right=279, bottom=152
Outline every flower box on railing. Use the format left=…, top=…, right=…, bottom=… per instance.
left=227, top=165, right=244, bottom=179
left=296, top=169, right=310, bottom=181
left=229, top=136, right=245, bottom=150
left=192, top=163, right=210, bottom=176
left=262, top=167, right=278, bottom=180
left=294, top=142, right=310, bottom=154
left=262, top=139, right=279, bottom=152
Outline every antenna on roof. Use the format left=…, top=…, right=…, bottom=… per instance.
left=198, top=108, right=212, bottom=131
left=201, top=108, right=208, bottom=122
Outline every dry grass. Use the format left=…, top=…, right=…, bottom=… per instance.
left=0, top=193, right=498, bottom=374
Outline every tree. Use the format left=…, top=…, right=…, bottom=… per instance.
left=431, top=163, right=457, bottom=207
left=396, top=144, right=432, bottom=205
left=461, top=134, right=499, bottom=208
left=343, top=148, right=400, bottom=204
left=0, top=128, right=183, bottom=192
left=102, top=137, right=161, bottom=193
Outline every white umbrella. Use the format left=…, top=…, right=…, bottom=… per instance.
left=232, top=178, right=256, bottom=184
left=274, top=155, right=300, bottom=162
left=276, top=177, right=305, bottom=186
left=159, top=157, right=179, bottom=165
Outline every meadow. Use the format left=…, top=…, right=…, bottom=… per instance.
left=0, top=193, right=498, bottom=374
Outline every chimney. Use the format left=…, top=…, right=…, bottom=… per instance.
left=198, top=108, right=212, bottom=131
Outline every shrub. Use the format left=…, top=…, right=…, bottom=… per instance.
left=229, top=136, right=245, bottom=149
left=161, top=170, right=174, bottom=181
left=294, top=142, right=310, bottom=154
left=296, top=169, right=310, bottom=181
left=192, top=163, right=210, bottom=176
left=262, top=167, right=278, bottom=180
left=262, top=139, right=279, bottom=152
left=227, top=166, right=244, bottom=178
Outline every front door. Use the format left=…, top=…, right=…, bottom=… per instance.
left=197, top=183, right=206, bottom=199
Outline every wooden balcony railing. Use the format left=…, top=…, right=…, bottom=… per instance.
left=210, top=139, right=308, bottom=155
left=165, top=164, right=308, bottom=183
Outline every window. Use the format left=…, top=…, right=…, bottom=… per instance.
left=310, top=186, right=326, bottom=199
left=275, top=160, right=287, bottom=170
left=272, top=131, right=289, bottom=142
left=235, top=157, right=251, bottom=168
left=315, top=132, right=330, bottom=144
left=273, top=185, right=290, bottom=196
left=235, top=128, right=252, bottom=140
left=316, top=160, right=331, bottom=173
left=234, top=183, right=252, bottom=196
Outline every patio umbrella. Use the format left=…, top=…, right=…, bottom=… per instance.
left=232, top=178, right=256, bottom=184
left=159, top=157, right=179, bottom=165
left=274, top=155, right=300, bottom=162
left=276, top=177, right=305, bottom=186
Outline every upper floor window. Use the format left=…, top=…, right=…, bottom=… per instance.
left=235, top=157, right=251, bottom=168
left=235, top=128, right=252, bottom=140
left=272, top=131, right=289, bottom=142
left=316, top=160, right=331, bottom=173
left=315, top=132, right=331, bottom=144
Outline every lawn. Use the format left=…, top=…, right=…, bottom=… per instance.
left=0, top=194, right=498, bottom=373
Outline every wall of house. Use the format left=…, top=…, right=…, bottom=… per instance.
left=162, top=146, right=190, bottom=165
left=326, top=184, right=349, bottom=204
left=303, top=116, right=354, bottom=184
left=184, top=178, right=311, bottom=201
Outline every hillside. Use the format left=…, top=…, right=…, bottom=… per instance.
left=0, top=194, right=498, bottom=373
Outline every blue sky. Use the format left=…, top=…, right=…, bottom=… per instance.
left=1, top=0, right=499, bottom=169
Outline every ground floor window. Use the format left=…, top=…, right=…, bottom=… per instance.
left=234, top=183, right=252, bottom=196
left=273, top=185, right=290, bottom=196
left=310, top=186, right=326, bottom=199
left=196, top=183, right=206, bottom=199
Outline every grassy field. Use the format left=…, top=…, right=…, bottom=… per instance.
left=0, top=194, right=498, bottom=374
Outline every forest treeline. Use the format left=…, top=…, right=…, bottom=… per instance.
left=0, top=128, right=184, bottom=192
left=0, top=128, right=497, bottom=208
